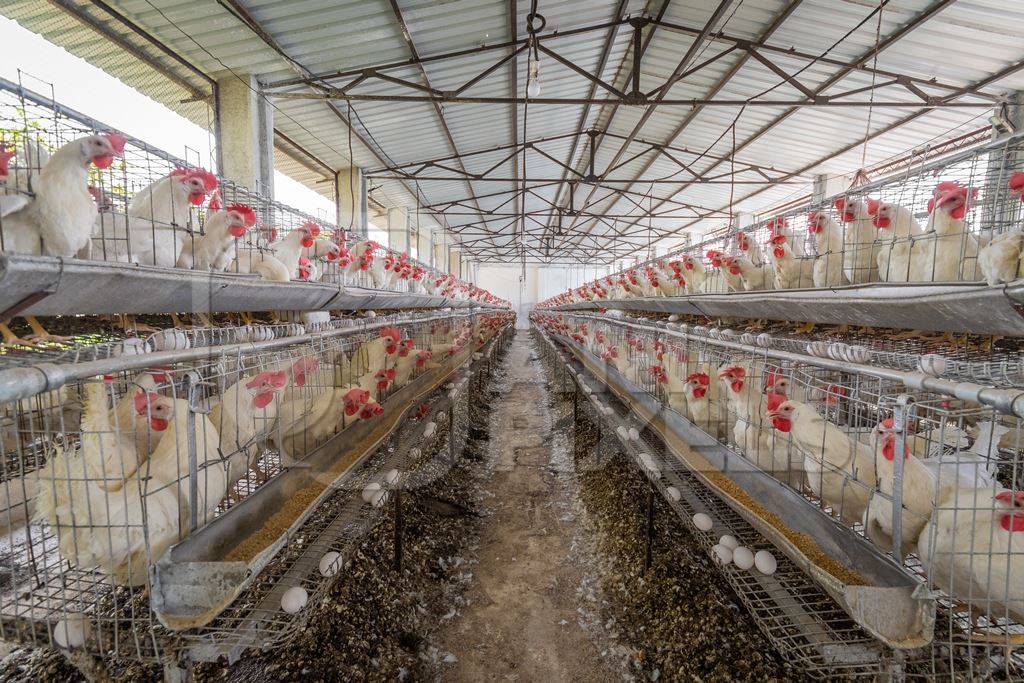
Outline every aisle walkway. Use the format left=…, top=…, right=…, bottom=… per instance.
left=436, top=331, right=615, bottom=682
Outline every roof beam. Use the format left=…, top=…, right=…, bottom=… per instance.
left=598, top=0, right=964, bottom=251
left=384, top=0, right=489, bottom=245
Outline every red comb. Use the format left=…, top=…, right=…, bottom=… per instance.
left=189, top=168, right=219, bottom=192
left=301, top=221, right=321, bottom=237
left=207, top=190, right=222, bottom=211
left=133, top=390, right=159, bottom=415
left=226, top=203, right=257, bottom=226
left=105, top=132, right=127, bottom=155
left=865, top=198, right=881, bottom=215
left=1009, top=172, right=1024, bottom=197
left=765, top=392, right=787, bottom=411
left=0, top=144, right=14, bottom=174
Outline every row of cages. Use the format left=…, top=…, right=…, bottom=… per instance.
left=0, top=78, right=506, bottom=307
left=0, top=309, right=514, bottom=663
left=541, top=132, right=1024, bottom=306
left=533, top=331, right=914, bottom=679
left=533, top=311, right=1024, bottom=678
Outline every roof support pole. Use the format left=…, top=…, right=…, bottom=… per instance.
left=215, top=73, right=274, bottom=195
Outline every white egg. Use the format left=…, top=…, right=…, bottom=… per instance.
left=918, top=353, right=948, bottom=376
left=805, top=341, right=829, bottom=357
left=365, top=311, right=377, bottom=318
left=755, top=333, right=772, bottom=348
left=638, top=453, right=661, bottom=477
left=281, top=586, right=308, bottom=614
left=319, top=551, right=343, bottom=577
left=615, top=426, right=629, bottom=440
left=754, top=550, right=777, bottom=575
left=667, top=314, right=680, bottom=322
left=114, top=337, right=150, bottom=357
left=692, top=512, right=714, bottom=532
left=582, top=385, right=593, bottom=395
left=718, top=534, right=739, bottom=551
left=710, top=544, right=733, bottom=566
left=740, top=332, right=756, bottom=345
left=846, top=345, right=871, bottom=364
left=732, top=546, right=755, bottom=570
left=423, top=422, right=437, bottom=438
left=665, top=486, right=681, bottom=502
left=150, top=328, right=190, bottom=352
left=371, top=489, right=390, bottom=508
left=383, top=469, right=401, bottom=485
left=827, top=343, right=848, bottom=361
left=53, top=614, right=89, bottom=649
left=361, top=482, right=382, bottom=503
left=627, top=427, right=640, bottom=441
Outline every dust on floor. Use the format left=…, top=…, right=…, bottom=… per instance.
left=432, top=332, right=619, bottom=682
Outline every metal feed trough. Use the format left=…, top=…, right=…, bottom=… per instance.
left=534, top=311, right=1024, bottom=680
left=534, top=327, right=900, bottom=677
left=542, top=131, right=1024, bottom=336
left=0, top=307, right=513, bottom=671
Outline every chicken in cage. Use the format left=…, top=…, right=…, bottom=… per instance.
left=538, top=134, right=1024, bottom=311
left=0, top=309, right=513, bottom=658
left=0, top=85, right=509, bottom=343
left=536, top=310, right=1024, bottom=670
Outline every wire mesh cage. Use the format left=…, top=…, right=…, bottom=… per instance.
left=0, top=76, right=505, bottom=307
left=539, top=131, right=1024, bottom=308
left=535, top=311, right=1024, bottom=678
left=0, top=309, right=513, bottom=665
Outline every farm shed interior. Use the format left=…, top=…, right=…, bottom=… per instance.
left=1, top=0, right=1024, bottom=680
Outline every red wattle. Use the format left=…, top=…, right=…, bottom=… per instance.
left=301, top=236, right=314, bottom=248
left=730, top=380, right=744, bottom=393
left=1000, top=514, right=1024, bottom=532
left=771, top=417, right=792, bottom=433
left=92, top=154, right=114, bottom=169
left=229, top=226, right=247, bottom=237
left=150, top=417, right=169, bottom=432
left=773, top=247, right=784, bottom=258
left=253, top=391, right=274, bottom=409
left=189, top=191, right=206, bottom=205
left=692, top=387, right=706, bottom=399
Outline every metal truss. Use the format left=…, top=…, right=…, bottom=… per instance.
left=261, top=16, right=1005, bottom=109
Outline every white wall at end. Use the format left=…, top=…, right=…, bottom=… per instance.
left=476, top=264, right=609, bottom=329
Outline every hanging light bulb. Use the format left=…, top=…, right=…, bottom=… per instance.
left=527, top=52, right=541, bottom=98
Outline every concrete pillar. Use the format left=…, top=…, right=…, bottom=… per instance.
left=449, top=249, right=462, bottom=279
left=433, top=231, right=447, bottom=271
left=736, top=211, right=756, bottom=229
left=416, top=221, right=431, bottom=266
left=812, top=174, right=829, bottom=203
left=336, top=167, right=367, bottom=235
left=386, top=207, right=409, bottom=253
left=216, top=74, right=273, bottom=194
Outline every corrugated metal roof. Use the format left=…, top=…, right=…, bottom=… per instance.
left=3, top=0, right=1024, bottom=262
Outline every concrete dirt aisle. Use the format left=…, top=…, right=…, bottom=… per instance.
left=435, top=331, right=617, bottom=682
